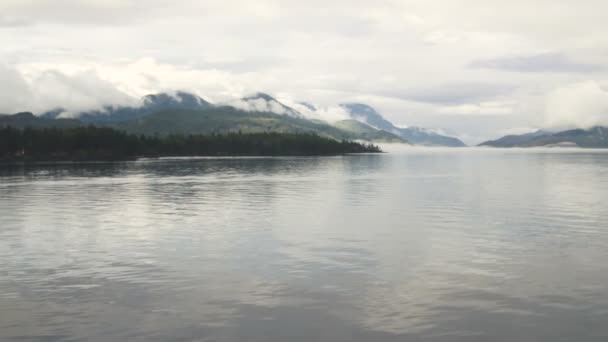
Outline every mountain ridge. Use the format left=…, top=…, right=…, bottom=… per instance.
left=479, top=127, right=608, bottom=148
left=11, top=91, right=466, bottom=146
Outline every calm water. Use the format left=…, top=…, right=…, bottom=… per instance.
left=2, top=148, right=608, bottom=341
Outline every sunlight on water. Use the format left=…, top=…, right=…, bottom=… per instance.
left=1, top=149, right=608, bottom=341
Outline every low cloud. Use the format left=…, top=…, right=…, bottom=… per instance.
left=471, top=53, right=601, bottom=73
left=288, top=102, right=351, bottom=122
left=0, top=64, right=31, bottom=113
left=436, top=101, right=513, bottom=116
left=228, top=97, right=292, bottom=115
left=544, top=81, right=608, bottom=130
left=0, top=15, right=29, bottom=27
left=0, top=64, right=136, bottom=114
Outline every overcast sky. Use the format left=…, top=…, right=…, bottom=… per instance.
left=2, top=0, right=608, bottom=143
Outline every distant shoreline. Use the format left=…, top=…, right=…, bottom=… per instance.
left=0, top=154, right=387, bottom=166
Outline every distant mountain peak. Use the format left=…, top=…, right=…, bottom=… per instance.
left=142, top=91, right=210, bottom=109
left=340, top=102, right=466, bottom=147
left=339, top=103, right=398, bottom=132
left=242, top=92, right=276, bottom=102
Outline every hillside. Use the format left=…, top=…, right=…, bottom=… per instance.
left=111, top=107, right=354, bottom=139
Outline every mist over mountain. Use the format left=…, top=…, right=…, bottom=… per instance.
left=229, top=93, right=304, bottom=118
left=41, top=91, right=212, bottom=123
left=16, top=90, right=465, bottom=146
left=1, top=94, right=410, bottom=144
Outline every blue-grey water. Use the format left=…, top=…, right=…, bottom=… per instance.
left=1, top=148, right=608, bottom=341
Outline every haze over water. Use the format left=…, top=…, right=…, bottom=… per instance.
left=2, top=149, right=608, bottom=341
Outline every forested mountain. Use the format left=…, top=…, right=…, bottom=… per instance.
left=479, top=127, right=608, bottom=148
left=31, top=92, right=457, bottom=145
left=2, top=107, right=406, bottom=144
left=111, top=107, right=403, bottom=142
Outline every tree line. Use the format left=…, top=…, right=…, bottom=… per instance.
left=0, top=126, right=381, bottom=162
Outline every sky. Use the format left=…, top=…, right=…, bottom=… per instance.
left=2, top=0, right=608, bottom=144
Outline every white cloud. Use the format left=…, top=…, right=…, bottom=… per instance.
left=0, top=64, right=138, bottom=114
left=436, top=101, right=514, bottom=116
left=0, top=64, right=31, bottom=113
left=544, top=81, right=608, bottom=130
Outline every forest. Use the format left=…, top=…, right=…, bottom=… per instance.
left=0, top=126, right=381, bottom=162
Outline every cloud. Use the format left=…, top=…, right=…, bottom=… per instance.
left=307, top=106, right=351, bottom=122
left=228, top=97, right=293, bottom=115
left=436, top=101, right=513, bottom=115
left=544, top=81, right=608, bottom=130
left=390, top=83, right=515, bottom=105
left=283, top=98, right=351, bottom=122
left=471, top=53, right=602, bottom=73
left=0, top=0, right=161, bottom=26
left=0, top=15, right=30, bottom=28
left=0, top=64, right=136, bottom=114
left=0, top=64, right=31, bottom=113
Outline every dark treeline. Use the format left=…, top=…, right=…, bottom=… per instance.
left=0, top=126, right=381, bottom=162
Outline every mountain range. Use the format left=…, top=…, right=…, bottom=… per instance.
left=479, top=127, right=608, bottom=148
left=3, top=91, right=467, bottom=146
left=6, top=94, right=608, bottom=148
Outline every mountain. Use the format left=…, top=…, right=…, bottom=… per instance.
left=234, top=93, right=304, bottom=118
left=41, top=91, right=212, bottom=123
left=111, top=106, right=404, bottom=143
left=340, top=103, right=396, bottom=132
left=0, top=108, right=408, bottom=144
left=142, top=91, right=211, bottom=110
left=480, top=127, right=608, bottom=148
left=333, top=120, right=407, bottom=143
left=0, top=112, right=82, bottom=129
left=340, top=103, right=466, bottom=147
left=479, top=130, right=551, bottom=147
left=12, top=91, right=415, bottom=144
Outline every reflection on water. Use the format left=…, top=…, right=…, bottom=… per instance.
left=1, top=150, right=608, bottom=341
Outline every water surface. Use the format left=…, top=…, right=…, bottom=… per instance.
left=1, top=149, right=608, bottom=341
